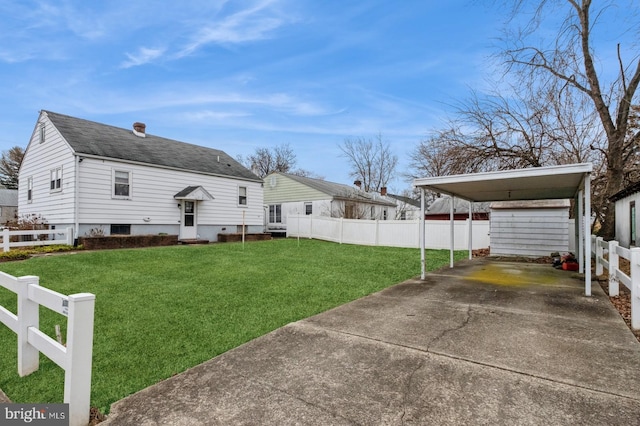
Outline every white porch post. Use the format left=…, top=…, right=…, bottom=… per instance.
left=420, top=188, right=426, bottom=279
left=450, top=196, right=454, bottom=268
left=584, top=173, right=592, bottom=296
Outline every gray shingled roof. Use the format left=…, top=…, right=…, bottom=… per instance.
left=387, top=193, right=420, bottom=207
left=44, top=111, right=261, bottom=182
left=279, top=173, right=397, bottom=206
left=427, top=197, right=491, bottom=215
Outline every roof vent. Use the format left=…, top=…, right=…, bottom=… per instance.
left=133, top=122, right=146, bottom=138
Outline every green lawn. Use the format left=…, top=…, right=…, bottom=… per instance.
left=0, top=239, right=464, bottom=413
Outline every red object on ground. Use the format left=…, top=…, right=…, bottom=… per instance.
left=562, top=262, right=579, bottom=271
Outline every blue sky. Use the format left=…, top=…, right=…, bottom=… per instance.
left=0, top=1, right=534, bottom=191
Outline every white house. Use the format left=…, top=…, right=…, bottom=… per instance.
left=610, top=181, right=640, bottom=248
left=18, top=111, right=264, bottom=242
left=263, top=172, right=397, bottom=233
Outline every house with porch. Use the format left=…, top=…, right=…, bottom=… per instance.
left=263, top=172, right=396, bottom=233
left=18, top=110, right=264, bottom=242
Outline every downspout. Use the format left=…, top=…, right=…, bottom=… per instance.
left=74, top=155, right=80, bottom=246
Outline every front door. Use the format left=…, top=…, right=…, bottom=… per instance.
left=180, top=200, right=197, bottom=240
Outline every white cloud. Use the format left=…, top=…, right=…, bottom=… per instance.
left=121, top=47, right=167, bottom=68
left=177, top=0, right=294, bottom=57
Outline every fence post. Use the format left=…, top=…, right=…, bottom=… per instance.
left=608, top=241, right=619, bottom=297
left=16, top=276, right=40, bottom=376
left=630, top=248, right=640, bottom=331
left=65, top=293, right=96, bottom=426
left=595, top=237, right=603, bottom=276
left=3, top=228, right=10, bottom=252
left=339, top=218, right=343, bottom=244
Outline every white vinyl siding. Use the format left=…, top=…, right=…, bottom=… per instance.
left=614, top=192, right=640, bottom=248
left=19, top=115, right=76, bottom=223
left=77, top=158, right=263, bottom=226
left=490, top=208, right=569, bottom=257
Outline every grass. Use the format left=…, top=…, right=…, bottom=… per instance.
left=0, top=239, right=464, bottom=413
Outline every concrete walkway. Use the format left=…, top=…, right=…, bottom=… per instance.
left=103, top=259, right=640, bottom=425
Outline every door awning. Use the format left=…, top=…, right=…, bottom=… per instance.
left=174, top=186, right=214, bottom=201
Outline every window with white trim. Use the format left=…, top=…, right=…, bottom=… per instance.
left=39, top=123, right=45, bottom=144
left=50, top=166, right=62, bottom=192
left=27, top=177, right=33, bottom=203
left=113, top=170, right=131, bottom=198
left=305, top=202, right=312, bottom=215
left=269, top=204, right=282, bottom=223
left=238, top=186, right=247, bottom=206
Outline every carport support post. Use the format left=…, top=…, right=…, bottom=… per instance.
left=468, top=201, right=473, bottom=259
left=449, top=196, right=454, bottom=268
left=584, top=174, right=591, bottom=296
left=577, top=191, right=584, bottom=274
left=420, top=188, right=426, bottom=279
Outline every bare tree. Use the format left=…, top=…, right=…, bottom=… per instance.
left=499, top=0, right=640, bottom=238
left=237, top=144, right=319, bottom=178
left=0, top=146, right=24, bottom=189
left=408, top=1, right=638, bottom=237
left=340, top=133, right=398, bottom=192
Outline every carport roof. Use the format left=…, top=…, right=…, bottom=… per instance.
left=413, top=163, right=592, bottom=202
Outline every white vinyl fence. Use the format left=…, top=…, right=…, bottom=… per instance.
left=1, top=227, right=74, bottom=252
left=592, top=235, right=639, bottom=330
left=287, top=215, right=490, bottom=250
left=0, top=272, right=95, bottom=426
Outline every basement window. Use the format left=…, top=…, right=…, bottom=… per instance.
left=110, top=224, right=131, bottom=235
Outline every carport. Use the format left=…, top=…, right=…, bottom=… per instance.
left=413, top=163, right=594, bottom=295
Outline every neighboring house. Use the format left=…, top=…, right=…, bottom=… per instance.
left=490, top=200, right=570, bottom=257
left=425, top=196, right=490, bottom=220
left=263, top=172, right=397, bottom=233
left=383, top=191, right=421, bottom=220
left=18, top=111, right=264, bottom=242
left=610, top=181, right=640, bottom=248
left=0, top=188, right=18, bottom=225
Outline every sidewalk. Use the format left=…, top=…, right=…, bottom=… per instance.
left=102, top=259, right=640, bottom=425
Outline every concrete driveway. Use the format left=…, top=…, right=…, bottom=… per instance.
left=103, top=259, right=640, bottom=425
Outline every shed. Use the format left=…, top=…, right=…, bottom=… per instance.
left=413, top=163, right=593, bottom=295
left=489, top=199, right=570, bottom=257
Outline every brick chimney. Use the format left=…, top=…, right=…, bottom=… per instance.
left=380, top=186, right=387, bottom=196
left=133, top=122, right=146, bottom=137
left=354, top=180, right=362, bottom=189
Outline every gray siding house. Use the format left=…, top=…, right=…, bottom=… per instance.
left=18, top=111, right=264, bottom=242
